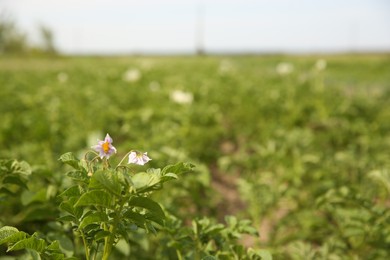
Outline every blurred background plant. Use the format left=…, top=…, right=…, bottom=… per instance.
left=0, top=1, right=389, bottom=258
left=0, top=12, right=57, bottom=55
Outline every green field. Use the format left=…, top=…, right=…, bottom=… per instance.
left=1, top=54, right=390, bottom=259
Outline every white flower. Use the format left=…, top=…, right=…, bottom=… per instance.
left=170, top=90, right=193, bottom=104
left=315, top=59, right=327, bottom=71
left=218, top=59, right=235, bottom=75
left=276, top=62, right=294, bottom=76
left=122, top=68, right=141, bottom=82
left=57, top=72, right=68, bottom=83
left=139, top=59, right=154, bottom=70
left=149, top=81, right=160, bottom=92
left=128, top=151, right=152, bottom=165
left=91, top=133, right=117, bottom=159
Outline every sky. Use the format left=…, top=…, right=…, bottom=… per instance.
left=1, top=0, right=390, bottom=54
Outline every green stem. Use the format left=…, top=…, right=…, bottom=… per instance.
left=193, top=223, right=201, bottom=260
left=91, top=241, right=100, bottom=260
left=102, top=201, right=126, bottom=260
left=115, top=151, right=134, bottom=170
left=90, top=155, right=100, bottom=164
left=194, top=239, right=202, bottom=260
left=102, top=225, right=112, bottom=260
left=176, top=249, right=183, bottom=260
left=84, top=150, right=99, bottom=161
left=80, top=230, right=90, bottom=260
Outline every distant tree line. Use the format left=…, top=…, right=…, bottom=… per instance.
left=0, top=12, right=57, bottom=55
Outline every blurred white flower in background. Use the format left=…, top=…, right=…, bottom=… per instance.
left=122, top=68, right=141, bottom=82
left=149, top=81, right=161, bottom=92
left=315, top=59, right=327, bottom=71
left=138, top=59, right=154, bottom=70
left=276, top=62, right=294, bottom=76
left=57, top=72, right=68, bottom=83
left=218, top=59, right=235, bottom=75
left=170, top=90, right=193, bottom=104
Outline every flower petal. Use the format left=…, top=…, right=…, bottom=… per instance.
left=104, top=133, right=113, bottom=143
left=92, top=134, right=116, bottom=159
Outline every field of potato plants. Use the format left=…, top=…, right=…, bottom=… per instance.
left=0, top=54, right=389, bottom=259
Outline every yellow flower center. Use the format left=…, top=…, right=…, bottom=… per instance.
left=102, top=142, right=110, bottom=153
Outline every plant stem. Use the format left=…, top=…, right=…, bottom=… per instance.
left=80, top=230, right=90, bottom=260
left=103, top=158, right=109, bottom=170
left=102, top=200, right=126, bottom=260
left=176, top=249, right=183, bottom=260
left=192, top=223, right=201, bottom=260
left=102, top=226, right=113, bottom=260
left=115, top=151, right=133, bottom=170
left=84, top=150, right=99, bottom=161
left=92, top=242, right=100, bottom=260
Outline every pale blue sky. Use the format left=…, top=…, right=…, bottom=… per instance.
left=2, top=0, right=390, bottom=54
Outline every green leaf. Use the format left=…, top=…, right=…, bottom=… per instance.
left=94, top=230, right=111, bottom=241
left=78, top=159, right=89, bottom=173
left=92, top=170, right=122, bottom=197
left=232, top=245, right=247, bottom=257
left=74, top=190, right=113, bottom=209
left=7, top=236, right=47, bottom=253
left=369, top=169, right=390, bottom=195
left=57, top=215, right=78, bottom=222
left=47, top=253, right=66, bottom=260
left=83, top=224, right=101, bottom=234
left=59, top=199, right=79, bottom=216
left=48, top=233, right=74, bottom=257
left=123, top=211, right=147, bottom=227
left=79, top=212, right=109, bottom=229
left=225, top=215, right=238, bottom=227
left=0, top=229, right=28, bottom=246
left=145, top=212, right=165, bottom=226
left=160, top=172, right=178, bottom=183
left=11, top=160, right=32, bottom=176
left=161, top=162, right=194, bottom=176
left=128, top=196, right=165, bottom=223
left=240, top=225, right=259, bottom=236
left=146, top=168, right=161, bottom=175
left=132, top=172, right=161, bottom=192
left=66, top=171, right=88, bottom=181
left=203, top=223, right=224, bottom=236
left=58, top=185, right=81, bottom=198
left=202, top=256, right=217, bottom=260
left=0, top=226, right=21, bottom=244
left=59, top=152, right=80, bottom=170
left=3, top=175, right=28, bottom=189
left=0, top=187, right=15, bottom=196
left=145, top=222, right=157, bottom=234
left=46, top=240, right=60, bottom=251
left=248, top=248, right=273, bottom=260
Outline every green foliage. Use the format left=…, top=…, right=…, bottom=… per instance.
left=164, top=215, right=264, bottom=260
left=0, top=158, right=59, bottom=235
left=1, top=54, right=389, bottom=259
left=0, top=226, right=69, bottom=260
left=0, top=159, right=31, bottom=193
left=57, top=150, right=197, bottom=259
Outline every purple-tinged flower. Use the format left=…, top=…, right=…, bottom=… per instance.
left=128, top=151, right=151, bottom=165
left=91, top=133, right=117, bottom=159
